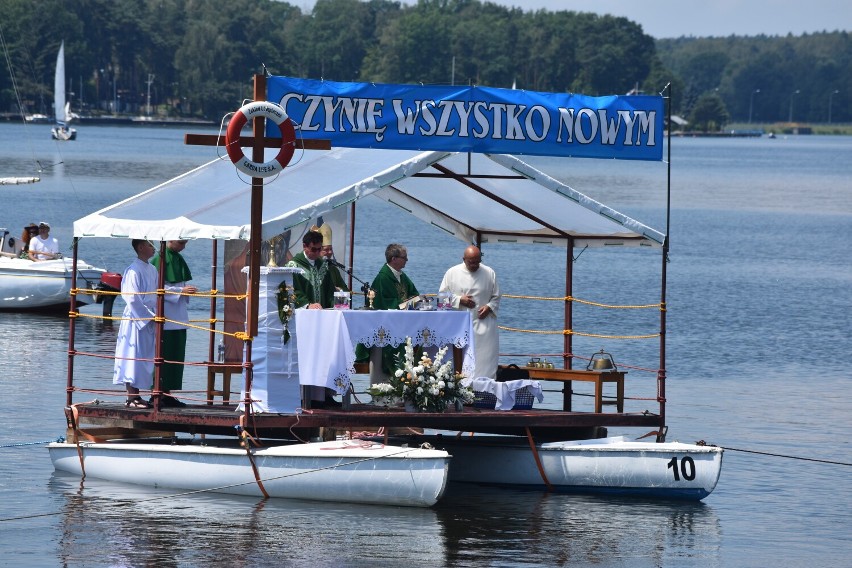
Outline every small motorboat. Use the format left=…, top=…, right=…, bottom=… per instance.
left=0, top=227, right=110, bottom=311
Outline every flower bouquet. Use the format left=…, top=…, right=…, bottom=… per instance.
left=276, top=281, right=295, bottom=344
left=369, top=337, right=474, bottom=412
left=366, top=382, right=403, bottom=407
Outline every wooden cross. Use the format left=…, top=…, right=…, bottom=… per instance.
left=184, top=73, right=330, bottom=337
left=184, top=74, right=330, bottom=405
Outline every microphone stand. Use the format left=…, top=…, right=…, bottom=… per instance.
left=325, top=257, right=374, bottom=309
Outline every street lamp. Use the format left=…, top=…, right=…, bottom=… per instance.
left=828, top=89, right=840, bottom=124
left=788, top=89, right=800, bottom=123
left=749, top=89, right=760, bottom=123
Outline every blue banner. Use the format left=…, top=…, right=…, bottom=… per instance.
left=267, top=76, right=664, bottom=161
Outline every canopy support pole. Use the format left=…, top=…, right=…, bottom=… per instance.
left=66, top=238, right=80, bottom=406
left=657, top=83, right=673, bottom=442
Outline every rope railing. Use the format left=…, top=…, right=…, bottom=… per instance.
left=497, top=292, right=663, bottom=341
left=497, top=324, right=660, bottom=340
left=70, top=287, right=248, bottom=301
left=68, top=288, right=662, bottom=370
left=68, top=385, right=247, bottom=406
left=502, top=292, right=665, bottom=311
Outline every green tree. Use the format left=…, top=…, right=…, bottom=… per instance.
left=689, top=92, right=730, bottom=131
left=571, top=14, right=655, bottom=95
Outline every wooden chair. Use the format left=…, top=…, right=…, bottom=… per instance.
left=206, top=363, right=237, bottom=405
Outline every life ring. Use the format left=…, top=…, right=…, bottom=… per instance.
left=225, top=101, right=296, bottom=177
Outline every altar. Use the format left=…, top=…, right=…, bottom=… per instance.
left=294, top=309, right=476, bottom=396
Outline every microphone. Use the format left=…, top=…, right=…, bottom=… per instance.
left=323, top=256, right=373, bottom=308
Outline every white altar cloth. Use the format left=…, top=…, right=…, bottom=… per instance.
left=294, top=309, right=475, bottom=394
left=466, top=377, right=544, bottom=410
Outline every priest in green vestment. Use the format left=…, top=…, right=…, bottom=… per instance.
left=286, top=229, right=349, bottom=407
left=151, top=240, right=197, bottom=407
left=357, top=243, right=419, bottom=380
left=286, top=230, right=336, bottom=309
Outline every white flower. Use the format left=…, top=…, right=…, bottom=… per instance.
left=394, top=369, right=404, bottom=378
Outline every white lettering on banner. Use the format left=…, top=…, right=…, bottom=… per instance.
left=280, top=92, right=658, bottom=149
left=574, top=108, right=597, bottom=144
left=472, top=101, right=490, bottom=139
left=282, top=93, right=389, bottom=140
left=527, top=106, right=549, bottom=142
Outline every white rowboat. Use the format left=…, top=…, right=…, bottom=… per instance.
left=48, top=438, right=451, bottom=507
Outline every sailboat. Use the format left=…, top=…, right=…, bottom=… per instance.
left=50, top=41, right=76, bottom=141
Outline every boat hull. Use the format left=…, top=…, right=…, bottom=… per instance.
left=51, top=127, right=77, bottom=141
left=427, top=435, right=723, bottom=500
left=48, top=439, right=450, bottom=507
left=0, top=257, right=104, bottom=310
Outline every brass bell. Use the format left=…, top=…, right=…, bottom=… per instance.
left=587, top=349, right=617, bottom=372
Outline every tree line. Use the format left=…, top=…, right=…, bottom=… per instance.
left=0, top=0, right=848, bottom=127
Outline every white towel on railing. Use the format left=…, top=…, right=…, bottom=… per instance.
left=464, top=377, right=544, bottom=410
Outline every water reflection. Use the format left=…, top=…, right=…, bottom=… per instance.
left=50, top=472, right=444, bottom=567
left=436, top=484, right=720, bottom=566
left=50, top=472, right=720, bottom=567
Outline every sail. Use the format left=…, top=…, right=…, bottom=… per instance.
left=54, top=42, right=66, bottom=126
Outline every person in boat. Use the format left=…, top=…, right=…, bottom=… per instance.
left=286, top=229, right=341, bottom=407
left=150, top=240, right=197, bottom=407
left=439, top=245, right=501, bottom=379
left=313, top=222, right=348, bottom=293
left=113, top=239, right=158, bottom=409
left=27, top=221, right=60, bottom=261
left=18, top=223, right=38, bottom=258
left=357, top=243, right=420, bottom=384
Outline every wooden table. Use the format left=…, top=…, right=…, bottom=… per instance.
left=502, top=366, right=626, bottom=413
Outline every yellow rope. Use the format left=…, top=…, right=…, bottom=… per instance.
left=574, top=297, right=663, bottom=310
left=502, top=293, right=662, bottom=310
left=85, top=289, right=247, bottom=300
left=70, top=289, right=662, bottom=343
left=498, top=325, right=660, bottom=340
left=498, top=325, right=561, bottom=335
left=72, top=311, right=248, bottom=340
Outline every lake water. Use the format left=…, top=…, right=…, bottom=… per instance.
left=1, top=124, right=851, bottom=567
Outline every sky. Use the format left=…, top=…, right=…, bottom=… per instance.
left=293, top=0, right=850, bottom=39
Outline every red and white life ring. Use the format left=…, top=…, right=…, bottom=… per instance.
left=225, top=101, right=296, bottom=177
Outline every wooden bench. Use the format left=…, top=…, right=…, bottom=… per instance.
left=501, top=366, right=626, bottom=413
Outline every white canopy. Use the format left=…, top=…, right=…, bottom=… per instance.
left=74, top=147, right=664, bottom=249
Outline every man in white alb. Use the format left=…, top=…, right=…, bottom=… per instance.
left=28, top=222, right=60, bottom=261
left=439, top=245, right=501, bottom=379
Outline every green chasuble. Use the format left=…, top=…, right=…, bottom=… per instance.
left=371, top=264, right=418, bottom=310
left=356, top=264, right=419, bottom=372
left=151, top=248, right=193, bottom=391
left=151, top=248, right=193, bottom=283
left=286, top=252, right=336, bottom=309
